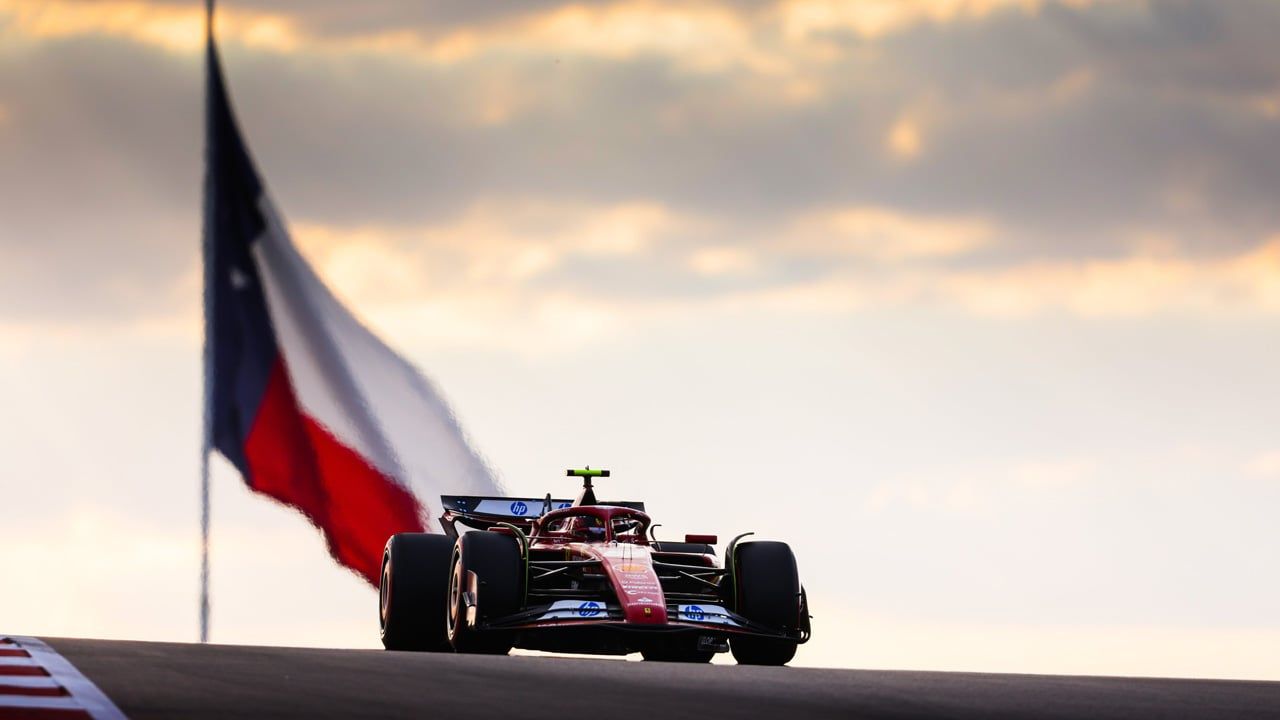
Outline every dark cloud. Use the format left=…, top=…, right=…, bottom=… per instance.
left=3, top=0, right=1280, bottom=323
left=231, top=0, right=1280, bottom=247
left=149, top=0, right=793, bottom=40
left=831, top=0, right=1280, bottom=257
left=1057, top=0, right=1280, bottom=96
left=0, top=39, right=200, bottom=322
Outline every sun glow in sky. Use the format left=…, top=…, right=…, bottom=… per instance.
left=1, top=0, right=1279, bottom=679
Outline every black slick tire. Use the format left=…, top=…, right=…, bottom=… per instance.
left=380, top=533, right=454, bottom=651
left=729, top=540, right=801, bottom=666
left=446, top=531, right=522, bottom=655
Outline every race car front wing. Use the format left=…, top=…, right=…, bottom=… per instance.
left=480, top=599, right=807, bottom=643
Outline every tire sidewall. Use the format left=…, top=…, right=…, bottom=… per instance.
left=446, top=531, right=522, bottom=654
left=380, top=533, right=454, bottom=652
left=730, top=540, right=801, bottom=666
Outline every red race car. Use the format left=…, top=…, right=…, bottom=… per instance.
left=379, top=468, right=811, bottom=665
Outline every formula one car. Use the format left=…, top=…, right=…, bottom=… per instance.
left=378, top=468, right=811, bottom=665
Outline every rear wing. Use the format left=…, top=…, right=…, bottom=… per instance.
left=439, top=495, right=646, bottom=536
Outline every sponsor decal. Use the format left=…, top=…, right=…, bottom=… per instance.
left=557, top=502, right=572, bottom=509
left=536, top=600, right=617, bottom=621
left=636, top=597, right=655, bottom=604
left=616, top=564, right=647, bottom=573
left=675, top=604, right=739, bottom=626
left=510, top=500, right=529, bottom=516
left=620, top=584, right=660, bottom=594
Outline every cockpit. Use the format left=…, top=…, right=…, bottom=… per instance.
left=537, top=508, right=650, bottom=544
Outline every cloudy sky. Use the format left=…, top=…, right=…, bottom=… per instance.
left=2, top=0, right=1279, bottom=678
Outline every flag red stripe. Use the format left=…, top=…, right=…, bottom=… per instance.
left=244, top=357, right=428, bottom=585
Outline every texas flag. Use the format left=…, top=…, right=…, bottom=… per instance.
left=202, top=35, right=502, bottom=585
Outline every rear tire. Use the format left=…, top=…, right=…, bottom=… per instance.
left=380, top=533, right=454, bottom=651
left=729, top=541, right=800, bottom=666
left=447, top=531, right=522, bottom=654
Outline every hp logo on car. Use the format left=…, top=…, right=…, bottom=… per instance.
left=509, top=501, right=528, bottom=516
left=557, top=502, right=572, bottom=509
left=577, top=601, right=602, bottom=618
left=685, top=605, right=706, bottom=621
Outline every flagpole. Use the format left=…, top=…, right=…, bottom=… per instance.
left=199, top=0, right=216, bottom=645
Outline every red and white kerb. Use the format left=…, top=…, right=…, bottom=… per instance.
left=0, top=637, right=126, bottom=720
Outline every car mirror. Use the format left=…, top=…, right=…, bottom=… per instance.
left=685, top=533, right=717, bottom=545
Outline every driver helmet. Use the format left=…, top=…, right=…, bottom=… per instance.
left=574, top=515, right=606, bottom=540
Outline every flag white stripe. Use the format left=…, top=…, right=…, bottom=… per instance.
left=250, top=196, right=502, bottom=522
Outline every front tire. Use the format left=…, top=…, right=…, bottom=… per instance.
left=380, top=533, right=454, bottom=651
left=446, top=531, right=522, bottom=654
left=729, top=541, right=801, bottom=666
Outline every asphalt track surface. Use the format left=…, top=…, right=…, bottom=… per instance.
left=48, top=638, right=1280, bottom=719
